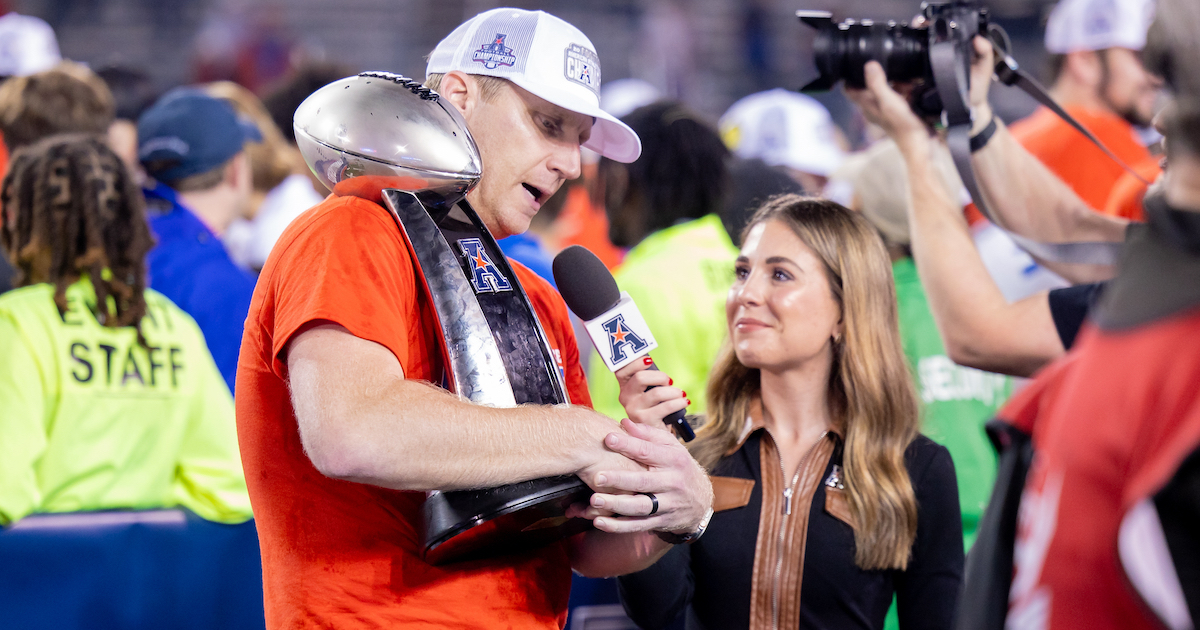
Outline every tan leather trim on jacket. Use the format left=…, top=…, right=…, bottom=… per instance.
left=824, top=487, right=857, bottom=530
left=748, top=431, right=837, bottom=630
left=749, top=436, right=780, bottom=630
left=712, top=476, right=755, bottom=512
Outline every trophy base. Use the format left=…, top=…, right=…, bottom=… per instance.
left=422, top=475, right=593, bottom=565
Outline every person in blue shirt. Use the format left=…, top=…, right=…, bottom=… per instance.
left=138, top=89, right=261, bottom=393
left=498, top=231, right=557, bottom=289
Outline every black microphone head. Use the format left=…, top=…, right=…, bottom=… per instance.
left=553, top=245, right=621, bottom=321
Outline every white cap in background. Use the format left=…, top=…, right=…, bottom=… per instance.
left=0, top=13, right=61, bottom=77
left=830, top=138, right=963, bottom=247
left=1044, top=0, right=1157, bottom=53
left=600, top=78, right=661, bottom=119
left=427, top=7, right=641, bottom=163
left=719, top=88, right=845, bottom=178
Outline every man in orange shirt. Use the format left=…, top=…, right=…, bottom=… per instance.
left=235, top=8, right=713, bottom=629
left=1102, top=154, right=1163, bottom=220
left=1008, top=0, right=1160, bottom=215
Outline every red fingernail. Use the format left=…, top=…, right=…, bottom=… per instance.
left=681, top=391, right=687, bottom=398
left=643, top=357, right=653, bottom=365
left=668, top=377, right=673, bottom=385
left=687, top=399, right=692, bottom=406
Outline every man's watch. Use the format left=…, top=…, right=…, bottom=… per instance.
left=654, top=507, right=714, bottom=545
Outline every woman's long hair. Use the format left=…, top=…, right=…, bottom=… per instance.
left=691, top=194, right=920, bottom=570
left=1, top=133, right=153, bottom=332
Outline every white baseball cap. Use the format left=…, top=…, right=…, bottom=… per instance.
left=718, top=89, right=845, bottom=178
left=427, top=7, right=641, bottom=163
left=601, top=78, right=661, bottom=119
left=1044, top=0, right=1157, bottom=54
left=0, top=13, right=61, bottom=77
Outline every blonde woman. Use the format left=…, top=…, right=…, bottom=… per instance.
left=615, top=195, right=963, bottom=629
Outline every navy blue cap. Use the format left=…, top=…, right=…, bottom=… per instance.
left=137, top=87, right=262, bottom=183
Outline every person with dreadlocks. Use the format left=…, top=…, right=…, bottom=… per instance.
left=0, top=134, right=251, bottom=527
left=0, top=60, right=116, bottom=294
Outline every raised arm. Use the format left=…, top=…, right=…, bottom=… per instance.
left=848, top=62, right=1066, bottom=377
left=964, top=38, right=1127, bottom=283
left=968, top=119, right=1127, bottom=246
left=905, top=139, right=1065, bottom=376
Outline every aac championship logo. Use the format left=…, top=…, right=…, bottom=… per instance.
left=473, top=33, right=517, bottom=70
left=458, top=238, right=512, bottom=294
left=601, top=313, right=648, bottom=364
left=563, top=43, right=600, bottom=95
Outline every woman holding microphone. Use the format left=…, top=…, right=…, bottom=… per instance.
left=614, top=195, right=963, bottom=629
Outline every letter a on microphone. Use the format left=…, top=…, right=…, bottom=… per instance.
left=601, top=313, right=649, bottom=364
left=583, top=292, right=658, bottom=371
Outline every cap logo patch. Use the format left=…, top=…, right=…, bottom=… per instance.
left=473, top=33, right=517, bottom=70
left=563, top=43, right=601, bottom=95
left=1084, top=0, right=1115, bottom=37
left=759, top=106, right=789, bottom=152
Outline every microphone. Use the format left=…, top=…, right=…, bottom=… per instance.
left=552, top=245, right=695, bottom=441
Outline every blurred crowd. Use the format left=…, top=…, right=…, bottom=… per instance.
left=0, top=0, right=1197, bottom=628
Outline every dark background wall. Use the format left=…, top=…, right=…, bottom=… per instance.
left=14, top=0, right=1062, bottom=143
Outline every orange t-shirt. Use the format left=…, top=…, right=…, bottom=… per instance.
left=1101, top=155, right=1162, bottom=222
left=235, top=193, right=592, bottom=629
left=1009, top=106, right=1152, bottom=213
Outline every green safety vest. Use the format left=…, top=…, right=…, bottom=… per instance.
left=588, top=214, right=740, bottom=420
left=0, top=278, right=251, bottom=525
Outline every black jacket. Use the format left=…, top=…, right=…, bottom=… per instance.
left=619, top=430, right=963, bottom=630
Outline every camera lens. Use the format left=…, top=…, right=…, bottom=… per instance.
left=811, top=21, right=928, bottom=89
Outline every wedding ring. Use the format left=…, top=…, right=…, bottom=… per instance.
left=643, top=492, right=659, bottom=515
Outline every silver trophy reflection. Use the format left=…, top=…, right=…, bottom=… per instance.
left=294, top=72, right=592, bottom=565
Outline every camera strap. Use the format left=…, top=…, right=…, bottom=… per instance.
left=931, top=45, right=1128, bottom=266
left=992, top=49, right=1152, bottom=186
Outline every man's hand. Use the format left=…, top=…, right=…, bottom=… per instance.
left=968, top=35, right=995, bottom=133
left=574, top=423, right=650, bottom=494
left=847, top=35, right=997, bottom=148
left=845, top=61, right=931, bottom=157
left=576, top=419, right=712, bottom=535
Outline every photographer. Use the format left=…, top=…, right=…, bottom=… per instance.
left=851, top=0, right=1200, bottom=625
left=847, top=36, right=1130, bottom=376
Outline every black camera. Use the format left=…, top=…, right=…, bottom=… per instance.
left=799, top=1, right=995, bottom=120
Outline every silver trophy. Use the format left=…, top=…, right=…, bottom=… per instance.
left=295, top=73, right=592, bottom=565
